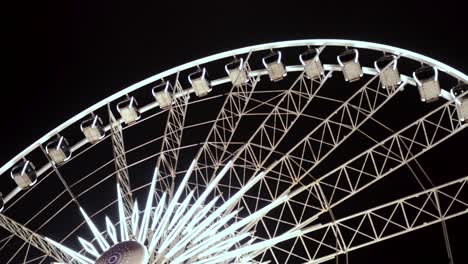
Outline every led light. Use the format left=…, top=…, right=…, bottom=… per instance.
left=413, top=66, right=441, bottom=103
left=152, top=82, right=173, bottom=109
left=78, top=237, right=100, bottom=258
left=188, top=68, right=211, bottom=97
left=45, top=237, right=94, bottom=264
left=10, top=160, right=37, bottom=189
left=262, top=51, right=287, bottom=82
left=0, top=192, right=4, bottom=213
left=337, top=49, right=363, bottom=82
left=45, top=136, right=71, bottom=165
left=300, top=48, right=324, bottom=80
left=196, top=229, right=303, bottom=264
left=137, top=167, right=158, bottom=243
left=117, top=183, right=129, bottom=241
left=451, top=83, right=468, bottom=122
left=225, top=58, right=249, bottom=86
left=105, top=216, right=118, bottom=245
left=375, top=55, right=401, bottom=89
left=79, top=207, right=110, bottom=251
left=131, top=201, right=140, bottom=237
left=117, top=97, right=141, bottom=124
left=149, top=192, right=166, bottom=232
left=80, top=115, right=105, bottom=143
left=45, top=160, right=304, bottom=264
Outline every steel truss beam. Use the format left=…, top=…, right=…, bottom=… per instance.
left=226, top=65, right=390, bottom=200
left=199, top=64, right=332, bottom=199
left=299, top=175, right=468, bottom=263
left=287, top=92, right=467, bottom=231
left=195, top=63, right=337, bottom=261
left=241, top=93, right=466, bottom=257
left=245, top=60, right=404, bottom=205
left=156, top=77, right=190, bottom=193
left=0, top=42, right=465, bottom=264
left=356, top=115, right=455, bottom=263
left=233, top=60, right=404, bottom=262
left=193, top=54, right=260, bottom=192
left=0, top=214, right=77, bottom=264
left=184, top=61, right=402, bottom=264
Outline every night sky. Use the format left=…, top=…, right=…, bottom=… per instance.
left=2, top=1, right=467, bottom=263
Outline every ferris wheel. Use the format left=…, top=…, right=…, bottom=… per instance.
left=0, top=39, right=467, bottom=264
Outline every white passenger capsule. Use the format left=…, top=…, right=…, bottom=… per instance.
left=117, top=97, right=141, bottom=124
left=262, top=51, right=287, bottom=82
left=11, top=160, right=37, bottom=189
left=375, top=55, right=401, bottom=89
left=80, top=115, right=105, bottom=143
left=413, top=66, right=441, bottom=103
left=300, top=48, right=324, bottom=80
left=189, top=68, right=211, bottom=97
left=225, top=58, right=249, bottom=86
left=337, top=49, right=363, bottom=82
left=152, top=82, right=174, bottom=109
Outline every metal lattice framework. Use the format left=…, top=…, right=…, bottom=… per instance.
left=0, top=39, right=467, bottom=264
left=155, top=78, right=190, bottom=193
left=109, top=107, right=134, bottom=220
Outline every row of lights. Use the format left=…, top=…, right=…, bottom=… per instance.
left=1, top=48, right=467, bottom=213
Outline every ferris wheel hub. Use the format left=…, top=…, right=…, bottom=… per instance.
left=95, top=240, right=148, bottom=264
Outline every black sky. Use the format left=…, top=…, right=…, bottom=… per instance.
left=1, top=1, right=466, bottom=163
left=3, top=1, right=467, bottom=164
left=1, top=1, right=467, bottom=263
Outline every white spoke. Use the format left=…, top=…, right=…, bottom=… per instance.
left=0, top=40, right=466, bottom=264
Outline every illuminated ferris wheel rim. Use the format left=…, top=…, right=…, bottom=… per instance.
left=0, top=39, right=467, bottom=264
left=1, top=39, right=467, bottom=182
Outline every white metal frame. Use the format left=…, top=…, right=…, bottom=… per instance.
left=2, top=39, right=466, bottom=179
left=0, top=40, right=467, bottom=264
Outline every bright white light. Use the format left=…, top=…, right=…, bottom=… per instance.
left=78, top=236, right=100, bottom=258
left=46, top=160, right=305, bottom=263
left=105, top=216, right=118, bottom=245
